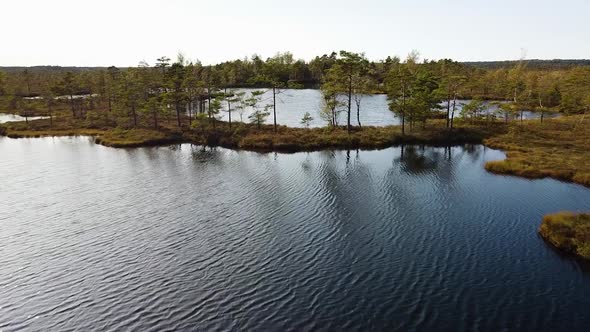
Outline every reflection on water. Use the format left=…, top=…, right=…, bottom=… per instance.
left=1, top=137, right=590, bottom=331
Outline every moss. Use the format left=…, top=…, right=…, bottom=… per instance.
left=539, top=212, right=590, bottom=260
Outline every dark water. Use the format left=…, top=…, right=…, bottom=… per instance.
left=1, top=137, right=590, bottom=331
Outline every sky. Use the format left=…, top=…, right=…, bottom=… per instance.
left=1, top=0, right=589, bottom=67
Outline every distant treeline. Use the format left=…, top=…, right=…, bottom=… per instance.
left=3, top=58, right=590, bottom=74
left=464, top=59, right=590, bottom=70
left=0, top=66, right=107, bottom=74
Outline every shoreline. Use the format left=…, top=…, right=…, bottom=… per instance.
left=539, top=212, right=590, bottom=261
left=1, top=115, right=589, bottom=187
left=1, top=121, right=496, bottom=150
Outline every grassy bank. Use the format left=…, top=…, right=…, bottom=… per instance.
left=484, top=116, right=590, bottom=187
left=539, top=212, right=590, bottom=260
left=185, top=122, right=499, bottom=152
left=0, top=111, right=501, bottom=151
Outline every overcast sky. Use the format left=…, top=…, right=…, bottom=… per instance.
left=2, top=0, right=588, bottom=66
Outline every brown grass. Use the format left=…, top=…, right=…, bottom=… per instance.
left=539, top=212, right=590, bottom=260
left=484, top=116, right=590, bottom=187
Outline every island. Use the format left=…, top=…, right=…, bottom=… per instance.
left=540, top=212, right=590, bottom=260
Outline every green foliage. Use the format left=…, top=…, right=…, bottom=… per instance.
left=495, top=102, right=518, bottom=122
left=320, top=51, right=371, bottom=130
left=319, top=65, right=345, bottom=127
left=461, top=99, right=485, bottom=121
left=1, top=51, right=589, bottom=115
left=209, top=96, right=223, bottom=121
left=385, top=53, right=442, bottom=132
left=385, top=60, right=414, bottom=129
left=300, top=112, right=313, bottom=128
left=245, top=90, right=270, bottom=129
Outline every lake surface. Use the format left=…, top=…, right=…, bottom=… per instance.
left=214, top=89, right=557, bottom=128
left=1, top=137, right=590, bottom=331
left=0, top=113, right=49, bottom=124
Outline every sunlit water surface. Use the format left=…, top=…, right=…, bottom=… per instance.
left=213, top=89, right=558, bottom=127
left=1, top=137, right=589, bottom=331
left=0, top=113, right=49, bottom=124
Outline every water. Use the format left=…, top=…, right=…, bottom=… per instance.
left=1, top=137, right=590, bottom=331
left=213, top=89, right=557, bottom=127
left=213, top=89, right=395, bottom=128
left=0, top=113, right=49, bottom=124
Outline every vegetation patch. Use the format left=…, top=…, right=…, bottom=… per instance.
left=484, top=116, right=590, bottom=187
left=539, top=212, right=590, bottom=260
left=95, top=128, right=184, bottom=148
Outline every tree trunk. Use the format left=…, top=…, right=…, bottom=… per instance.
left=401, top=113, right=405, bottom=135
left=273, top=86, right=277, bottom=133
left=356, top=98, right=361, bottom=128
left=175, top=101, right=181, bottom=128
left=332, top=94, right=337, bottom=127
left=226, top=88, right=232, bottom=130
left=188, top=100, right=193, bottom=126
left=132, top=103, right=137, bottom=127
left=539, top=96, right=544, bottom=123
left=446, top=96, right=451, bottom=128
left=207, top=82, right=212, bottom=115
left=48, top=103, right=53, bottom=127
left=401, top=91, right=406, bottom=135
left=450, top=95, right=457, bottom=129
left=70, top=95, right=75, bottom=118
left=347, top=76, right=352, bottom=132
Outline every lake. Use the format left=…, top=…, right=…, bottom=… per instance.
left=1, top=137, right=590, bottom=331
left=214, top=89, right=558, bottom=128
left=0, top=113, right=49, bottom=124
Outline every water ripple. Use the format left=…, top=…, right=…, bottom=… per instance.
left=1, top=138, right=590, bottom=331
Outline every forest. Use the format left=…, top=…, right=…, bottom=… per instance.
left=1, top=51, right=589, bottom=133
